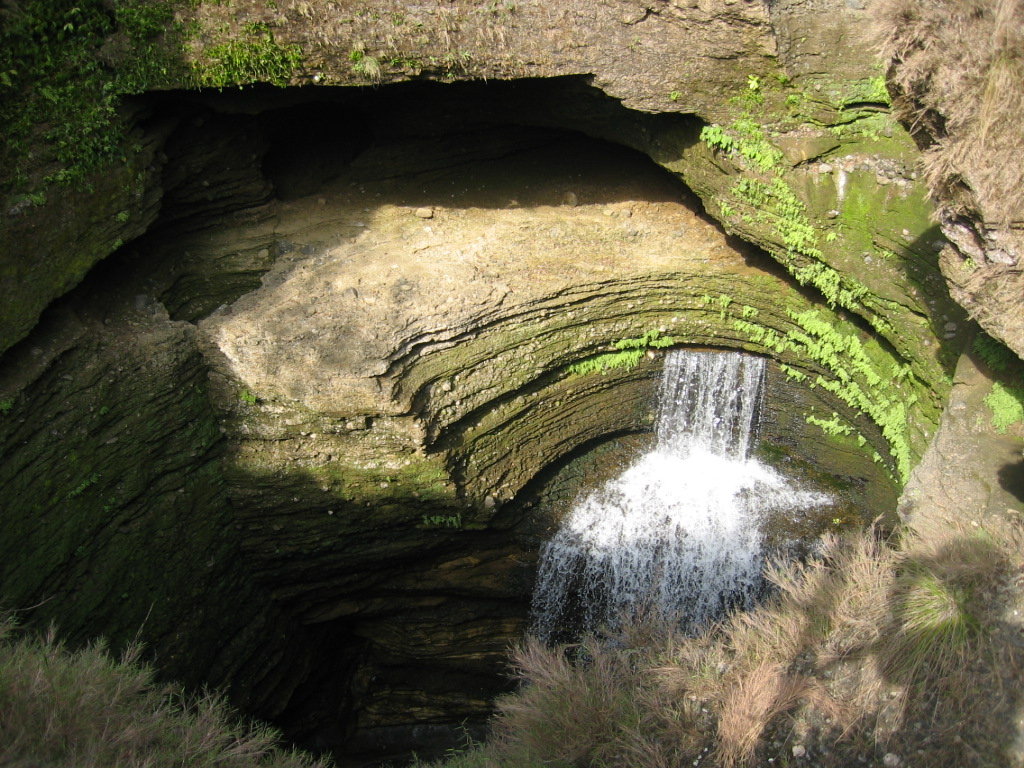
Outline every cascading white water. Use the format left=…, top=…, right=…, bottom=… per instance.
left=530, top=349, right=831, bottom=642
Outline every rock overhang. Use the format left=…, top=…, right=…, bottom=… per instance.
left=177, top=82, right=905, bottom=528
left=0, top=0, right=994, bottom=758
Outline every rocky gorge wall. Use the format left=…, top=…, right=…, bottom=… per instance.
left=0, top=0, right=1018, bottom=763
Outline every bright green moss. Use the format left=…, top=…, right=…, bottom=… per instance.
left=734, top=309, right=919, bottom=483
left=806, top=412, right=854, bottom=437
left=985, top=382, right=1024, bottom=434
left=568, top=330, right=675, bottom=376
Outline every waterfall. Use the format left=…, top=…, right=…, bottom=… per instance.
left=530, top=349, right=831, bottom=642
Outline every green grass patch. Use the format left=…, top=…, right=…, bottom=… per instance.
left=973, top=332, right=1018, bottom=373
left=881, top=565, right=978, bottom=684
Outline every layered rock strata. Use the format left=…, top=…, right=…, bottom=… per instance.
left=0, top=0, right=1003, bottom=761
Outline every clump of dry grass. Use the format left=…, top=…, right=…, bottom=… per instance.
left=715, top=663, right=838, bottom=768
left=488, top=637, right=666, bottom=767
left=437, top=515, right=1024, bottom=768
left=0, top=618, right=328, bottom=768
left=875, top=0, right=1024, bottom=225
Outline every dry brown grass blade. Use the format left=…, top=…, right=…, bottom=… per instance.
left=875, top=0, right=1024, bottom=225
left=715, top=662, right=840, bottom=768
left=0, top=617, right=332, bottom=768
left=492, top=637, right=644, bottom=765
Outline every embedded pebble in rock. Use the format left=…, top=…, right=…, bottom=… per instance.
left=414, top=207, right=434, bottom=219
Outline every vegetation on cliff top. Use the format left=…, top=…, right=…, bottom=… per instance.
left=876, top=0, right=1024, bottom=226
left=0, top=0, right=303, bottom=195
left=0, top=0, right=184, bottom=191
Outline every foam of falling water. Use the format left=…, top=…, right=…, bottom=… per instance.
left=530, top=349, right=831, bottom=642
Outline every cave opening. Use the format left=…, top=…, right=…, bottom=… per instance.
left=0, top=75, right=902, bottom=768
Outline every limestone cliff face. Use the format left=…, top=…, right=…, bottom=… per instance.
left=0, top=0, right=1012, bottom=761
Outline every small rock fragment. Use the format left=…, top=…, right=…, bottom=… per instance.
left=414, top=207, right=434, bottom=219
left=792, top=745, right=806, bottom=758
left=345, top=416, right=369, bottom=431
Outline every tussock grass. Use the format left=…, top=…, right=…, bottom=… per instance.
left=429, top=516, right=1024, bottom=767
left=490, top=637, right=656, bottom=766
left=875, top=0, right=1024, bottom=225
left=715, top=663, right=836, bottom=768
left=0, top=618, right=328, bottom=768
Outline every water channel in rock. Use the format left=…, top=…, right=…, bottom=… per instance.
left=530, top=349, right=833, bottom=642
